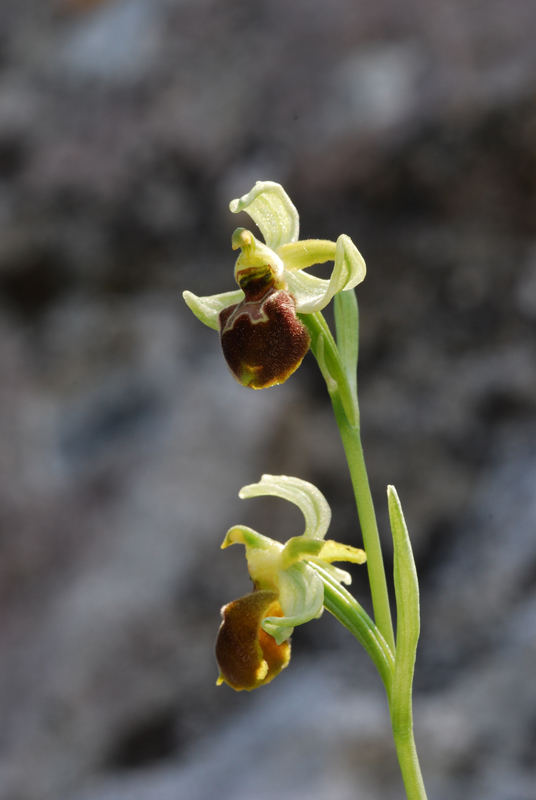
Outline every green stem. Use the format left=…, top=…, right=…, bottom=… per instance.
left=301, top=311, right=396, bottom=654
left=311, top=562, right=394, bottom=693
left=301, top=307, right=427, bottom=800
left=333, top=399, right=396, bottom=654
left=389, top=704, right=428, bottom=800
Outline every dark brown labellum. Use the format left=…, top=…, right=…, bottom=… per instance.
left=219, top=287, right=310, bottom=389
left=215, top=590, right=291, bottom=691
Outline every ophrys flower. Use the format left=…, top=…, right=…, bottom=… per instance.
left=183, top=181, right=366, bottom=388
left=215, top=475, right=366, bottom=690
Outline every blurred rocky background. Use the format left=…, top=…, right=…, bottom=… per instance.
left=0, top=0, right=536, bottom=798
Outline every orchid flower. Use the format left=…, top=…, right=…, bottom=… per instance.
left=183, top=181, right=366, bottom=388
left=215, top=475, right=366, bottom=691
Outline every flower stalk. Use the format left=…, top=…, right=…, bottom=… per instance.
left=183, top=180, right=428, bottom=800
left=303, top=305, right=428, bottom=800
left=301, top=307, right=395, bottom=654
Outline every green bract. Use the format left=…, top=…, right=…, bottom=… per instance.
left=183, top=180, right=366, bottom=329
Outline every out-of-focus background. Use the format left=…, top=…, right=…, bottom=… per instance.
left=1, top=1, right=536, bottom=798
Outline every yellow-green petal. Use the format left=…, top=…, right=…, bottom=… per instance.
left=318, top=540, right=367, bottom=564
left=307, top=557, right=353, bottom=586
left=277, top=239, right=336, bottom=270
left=286, top=234, right=366, bottom=314
left=230, top=181, right=299, bottom=251
left=280, top=536, right=325, bottom=570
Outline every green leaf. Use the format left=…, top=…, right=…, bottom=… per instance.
left=388, top=485, right=420, bottom=727
left=334, top=289, right=358, bottom=404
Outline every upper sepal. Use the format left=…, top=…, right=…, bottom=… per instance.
left=239, top=474, right=332, bottom=540
left=230, top=181, right=299, bottom=251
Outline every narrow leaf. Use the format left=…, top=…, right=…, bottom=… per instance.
left=388, top=485, right=420, bottom=724
left=334, top=289, right=358, bottom=403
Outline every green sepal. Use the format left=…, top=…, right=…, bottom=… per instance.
left=222, top=525, right=282, bottom=593
left=262, top=561, right=324, bottom=645
left=230, top=181, right=299, bottom=251
left=183, top=289, right=244, bottom=331
left=239, top=474, right=331, bottom=540
left=221, top=525, right=278, bottom=552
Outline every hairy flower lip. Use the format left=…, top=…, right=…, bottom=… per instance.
left=215, top=590, right=291, bottom=691
left=219, top=289, right=310, bottom=389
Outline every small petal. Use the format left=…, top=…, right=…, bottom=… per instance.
left=318, top=540, right=367, bottom=564
left=280, top=536, right=325, bottom=570
left=239, top=475, right=332, bottom=540
left=306, top=541, right=366, bottom=587
left=286, top=234, right=366, bottom=314
left=262, top=562, right=324, bottom=645
left=183, top=289, right=244, bottom=331
left=277, top=239, right=336, bottom=270
left=216, top=590, right=291, bottom=691
left=230, top=181, right=299, bottom=251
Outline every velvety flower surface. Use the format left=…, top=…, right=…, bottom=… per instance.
left=216, top=475, right=367, bottom=690
left=215, top=591, right=290, bottom=691
left=183, top=181, right=366, bottom=388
